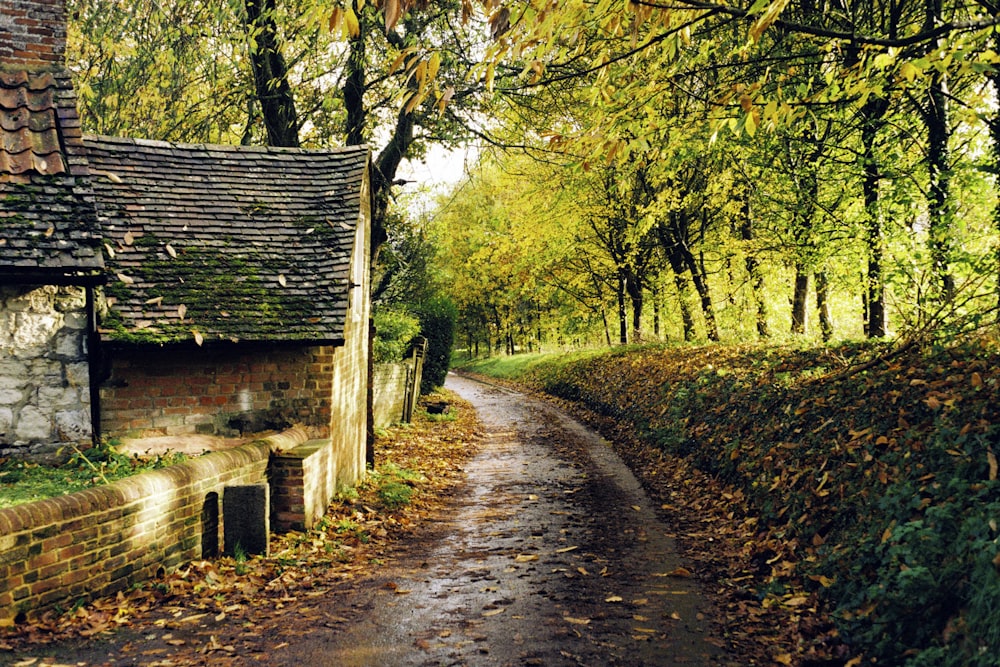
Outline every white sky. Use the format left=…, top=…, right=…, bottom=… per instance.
left=397, top=144, right=477, bottom=216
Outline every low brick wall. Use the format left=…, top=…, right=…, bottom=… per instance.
left=271, top=439, right=337, bottom=532
left=372, top=363, right=408, bottom=429
left=0, top=442, right=270, bottom=624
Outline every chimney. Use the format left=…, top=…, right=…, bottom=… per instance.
left=0, top=0, right=67, bottom=68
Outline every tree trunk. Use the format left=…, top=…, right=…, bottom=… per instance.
left=680, top=245, right=719, bottom=342
left=990, top=44, right=1000, bottom=320
left=926, top=73, right=955, bottom=301
left=816, top=270, right=834, bottom=342
left=652, top=283, right=661, bottom=339
left=343, top=10, right=366, bottom=147
left=925, top=0, right=955, bottom=303
left=791, top=266, right=810, bottom=335
left=862, top=98, right=889, bottom=338
left=243, top=0, right=299, bottom=147
left=665, top=247, right=696, bottom=341
left=617, top=274, right=628, bottom=345
left=625, top=272, right=643, bottom=343
left=740, top=207, right=770, bottom=338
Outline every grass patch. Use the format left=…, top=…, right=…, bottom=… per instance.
left=0, top=441, right=188, bottom=509
left=455, top=348, right=606, bottom=381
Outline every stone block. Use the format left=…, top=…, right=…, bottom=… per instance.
left=0, top=359, right=28, bottom=380
left=0, top=375, right=24, bottom=391
left=12, top=312, right=60, bottom=352
left=223, top=485, right=269, bottom=557
left=65, top=362, right=90, bottom=387
left=55, top=410, right=91, bottom=442
left=0, top=408, right=12, bottom=438
left=14, top=405, right=51, bottom=442
left=52, top=287, right=86, bottom=313
left=0, top=389, right=23, bottom=406
left=54, top=331, right=82, bottom=358
left=62, top=312, right=88, bottom=331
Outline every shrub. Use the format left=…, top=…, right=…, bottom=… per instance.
left=415, top=296, right=457, bottom=393
left=373, top=307, right=421, bottom=364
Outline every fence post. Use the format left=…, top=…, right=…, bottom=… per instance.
left=403, top=337, right=428, bottom=423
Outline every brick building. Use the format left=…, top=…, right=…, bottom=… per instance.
left=0, top=0, right=372, bottom=487
left=88, top=136, right=372, bottom=486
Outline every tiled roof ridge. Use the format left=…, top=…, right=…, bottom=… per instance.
left=0, top=68, right=67, bottom=176
left=0, top=65, right=103, bottom=281
left=85, top=133, right=371, bottom=157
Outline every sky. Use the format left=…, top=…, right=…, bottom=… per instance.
left=397, top=144, right=478, bottom=216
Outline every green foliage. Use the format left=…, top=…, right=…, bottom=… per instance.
left=415, top=296, right=458, bottom=393
left=0, top=441, right=188, bottom=509
left=365, top=463, right=424, bottom=510
left=372, top=307, right=422, bottom=364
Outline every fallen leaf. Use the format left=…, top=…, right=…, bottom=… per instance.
left=657, top=567, right=693, bottom=578
left=124, top=230, right=134, bottom=245
left=165, top=243, right=177, bottom=258
left=555, top=546, right=579, bottom=554
left=988, top=450, right=998, bottom=481
left=482, top=608, right=505, bottom=617
left=515, top=554, right=539, bottom=562
left=177, top=304, right=187, bottom=320
left=563, top=616, right=591, bottom=625
left=278, top=274, right=287, bottom=287
left=605, top=595, right=623, bottom=603
left=117, top=272, right=134, bottom=285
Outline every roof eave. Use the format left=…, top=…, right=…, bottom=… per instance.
left=0, top=268, right=106, bottom=287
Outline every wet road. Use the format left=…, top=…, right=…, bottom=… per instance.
left=282, top=374, right=723, bottom=666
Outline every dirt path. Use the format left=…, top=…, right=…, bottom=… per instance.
left=276, top=374, right=725, bottom=666
left=3, top=375, right=730, bottom=666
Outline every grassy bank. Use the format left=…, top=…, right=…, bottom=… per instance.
left=459, top=339, right=1000, bottom=666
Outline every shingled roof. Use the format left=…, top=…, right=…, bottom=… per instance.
left=0, top=68, right=104, bottom=284
left=85, top=135, right=370, bottom=345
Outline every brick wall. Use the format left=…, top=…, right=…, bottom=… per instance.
left=0, top=285, right=93, bottom=456
left=0, top=442, right=270, bottom=623
left=271, top=439, right=337, bottom=531
left=326, top=189, right=371, bottom=488
left=99, top=344, right=335, bottom=440
left=0, top=0, right=66, bottom=68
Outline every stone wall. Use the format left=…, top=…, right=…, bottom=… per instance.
left=0, top=285, right=93, bottom=456
left=99, top=344, right=335, bottom=439
left=0, top=442, right=271, bottom=624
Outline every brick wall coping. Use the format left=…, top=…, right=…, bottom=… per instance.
left=249, top=425, right=311, bottom=453
left=0, top=426, right=309, bottom=534
left=0, top=442, right=272, bottom=535
left=272, top=438, right=332, bottom=461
